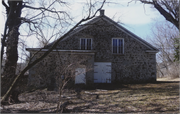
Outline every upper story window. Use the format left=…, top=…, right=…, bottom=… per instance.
left=112, top=38, right=124, bottom=54
left=80, top=38, right=92, bottom=50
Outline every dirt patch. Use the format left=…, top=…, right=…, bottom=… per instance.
left=157, top=77, right=180, bottom=81
left=1, top=80, right=179, bottom=113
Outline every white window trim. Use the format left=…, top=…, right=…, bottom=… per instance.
left=112, top=38, right=124, bottom=54
left=80, top=38, right=92, bottom=50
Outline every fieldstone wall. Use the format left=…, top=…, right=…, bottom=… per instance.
left=28, top=52, right=94, bottom=89
left=29, top=16, right=157, bottom=86
left=49, top=17, right=157, bottom=83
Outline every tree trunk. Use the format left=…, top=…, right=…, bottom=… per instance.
left=1, top=1, right=23, bottom=104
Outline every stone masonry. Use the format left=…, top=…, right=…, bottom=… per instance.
left=27, top=11, right=158, bottom=88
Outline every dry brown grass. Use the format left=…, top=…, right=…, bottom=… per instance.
left=157, top=77, right=180, bottom=81
left=1, top=79, right=179, bottom=113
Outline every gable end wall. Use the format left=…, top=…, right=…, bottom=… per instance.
left=28, top=18, right=157, bottom=87
left=55, top=19, right=157, bottom=83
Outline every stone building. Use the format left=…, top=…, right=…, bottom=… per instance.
left=26, top=10, right=159, bottom=87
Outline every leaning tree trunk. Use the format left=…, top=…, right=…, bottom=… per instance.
left=1, top=1, right=23, bottom=103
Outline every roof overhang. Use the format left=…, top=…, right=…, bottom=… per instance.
left=146, top=50, right=159, bottom=53
left=26, top=48, right=96, bottom=54
left=59, top=15, right=159, bottom=51
left=31, top=15, right=160, bottom=53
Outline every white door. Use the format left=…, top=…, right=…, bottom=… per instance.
left=75, top=68, right=86, bottom=84
left=94, top=62, right=111, bottom=83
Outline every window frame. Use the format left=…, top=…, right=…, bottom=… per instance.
left=112, top=38, right=124, bottom=54
left=80, top=38, right=92, bottom=50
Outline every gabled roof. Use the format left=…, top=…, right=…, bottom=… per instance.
left=45, top=10, right=159, bottom=52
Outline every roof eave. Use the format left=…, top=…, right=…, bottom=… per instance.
left=146, top=50, right=159, bottom=53
left=102, top=15, right=159, bottom=51
left=34, top=15, right=159, bottom=51
left=26, top=48, right=97, bottom=53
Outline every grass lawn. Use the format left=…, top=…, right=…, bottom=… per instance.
left=1, top=78, right=179, bottom=113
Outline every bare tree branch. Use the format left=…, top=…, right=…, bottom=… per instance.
left=139, top=0, right=153, bottom=4
left=1, top=0, right=106, bottom=103
left=2, top=0, right=9, bottom=11
left=137, top=0, right=179, bottom=29
left=23, top=5, right=67, bottom=14
left=152, top=0, right=178, bottom=29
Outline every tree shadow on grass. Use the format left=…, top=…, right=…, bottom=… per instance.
left=5, top=108, right=59, bottom=113
left=70, top=81, right=179, bottom=113
left=2, top=81, right=179, bottom=113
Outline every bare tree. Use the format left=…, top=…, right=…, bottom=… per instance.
left=128, top=0, right=179, bottom=61
left=1, top=0, right=71, bottom=103
left=1, top=1, right=23, bottom=102
left=26, top=51, right=92, bottom=112
left=1, top=0, right=106, bottom=104
left=55, top=54, right=92, bottom=112
left=130, top=0, right=179, bottom=29
left=149, top=21, right=179, bottom=78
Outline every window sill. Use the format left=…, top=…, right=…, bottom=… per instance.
left=112, top=53, right=125, bottom=56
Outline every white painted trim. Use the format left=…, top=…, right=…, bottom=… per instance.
left=70, top=53, right=95, bottom=55
left=26, top=48, right=96, bottom=53
left=112, top=38, right=124, bottom=54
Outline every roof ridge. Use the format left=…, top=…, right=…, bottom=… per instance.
left=102, top=15, right=159, bottom=51
left=44, top=15, right=159, bottom=51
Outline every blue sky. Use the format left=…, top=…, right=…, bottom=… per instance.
left=0, top=0, right=165, bottom=46
left=70, top=0, right=165, bottom=40
left=102, top=1, right=164, bottom=39
left=1, top=0, right=166, bottom=62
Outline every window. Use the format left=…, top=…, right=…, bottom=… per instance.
left=112, top=38, right=124, bottom=54
left=80, top=38, right=92, bottom=50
